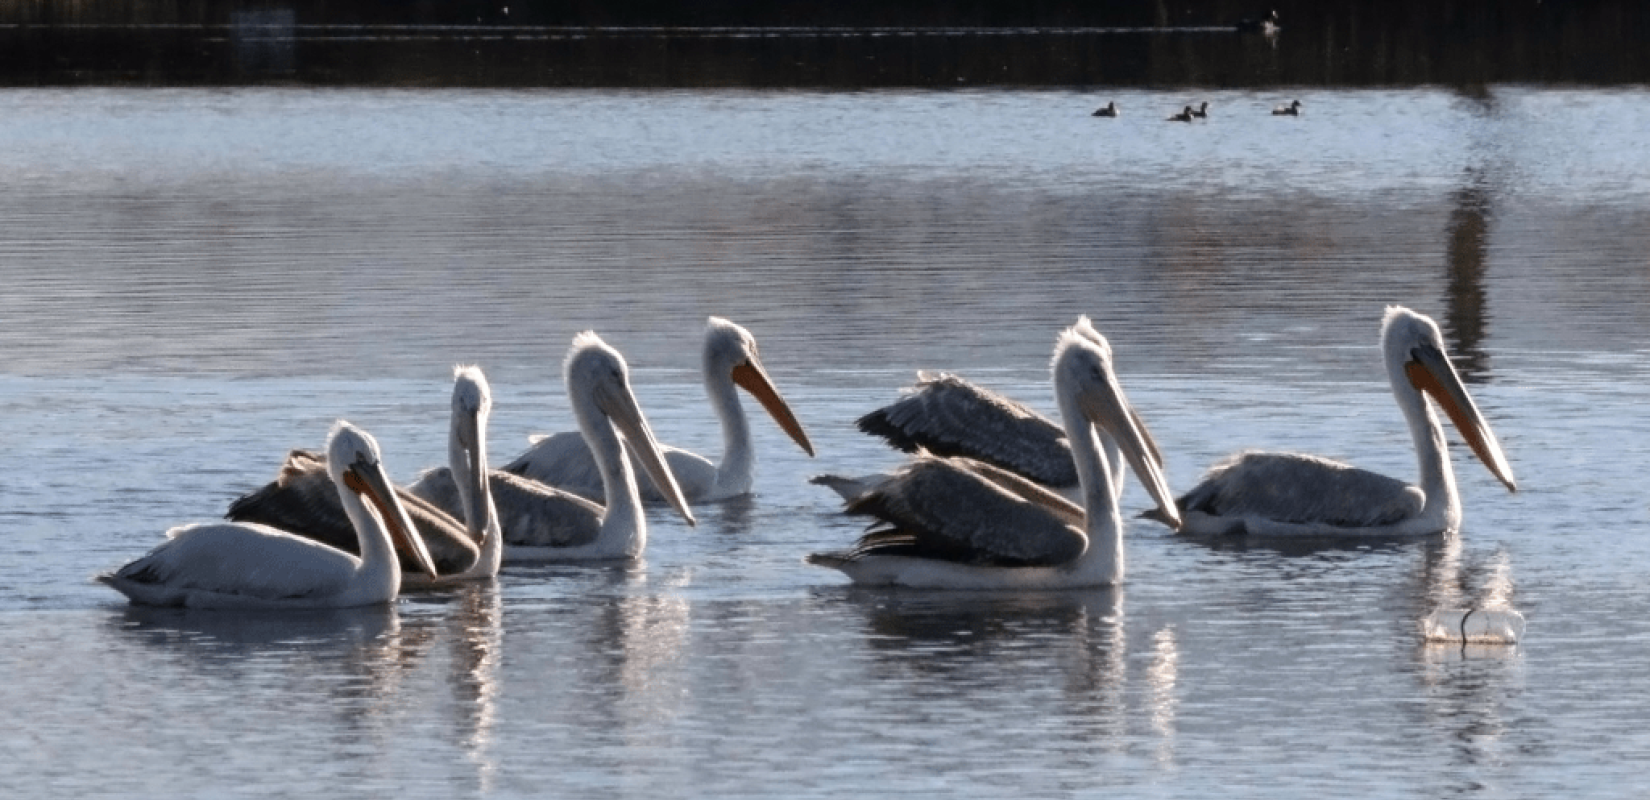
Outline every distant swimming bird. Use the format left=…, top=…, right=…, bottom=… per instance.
left=1167, top=106, right=1196, bottom=122
left=1235, top=9, right=1280, bottom=34
left=101, top=422, right=438, bottom=609
left=807, top=319, right=1180, bottom=589
left=503, top=317, right=813, bottom=504
left=1273, top=99, right=1302, bottom=116
left=1190, top=101, right=1210, bottom=119
left=1092, top=102, right=1119, bottom=118
left=1147, top=307, right=1516, bottom=538
left=416, top=332, right=694, bottom=561
left=225, top=368, right=504, bottom=581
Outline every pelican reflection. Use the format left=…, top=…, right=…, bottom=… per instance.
left=1414, top=538, right=1526, bottom=785
left=435, top=581, right=504, bottom=792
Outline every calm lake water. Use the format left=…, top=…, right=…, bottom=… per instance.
left=3, top=86, right=1650, bottom=797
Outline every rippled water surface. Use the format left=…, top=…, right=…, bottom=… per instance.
left=4, top=87, right=1650, bottom=797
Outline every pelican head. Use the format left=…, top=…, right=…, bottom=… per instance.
left=1382, top=306, right=1516, bottom=492
left=450, top=365, right=496, bottom=544
left=1051, top=324, right=1181, bottom=529
left=705, top=316, right=815, bottom=457
left=1072, top=315, right=1166, bottom=468
left=326, top=421, right=438, bottom=578
left=565, top=332, right=697, bottom=526
left=1070, top=315, right=1111, bottom=355
left=453, top=365, right=492, bottom=422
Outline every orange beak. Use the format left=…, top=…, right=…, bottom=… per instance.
left=731, top=359, right=815, bottom=458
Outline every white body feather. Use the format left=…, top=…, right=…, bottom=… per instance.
left=103, top=521, right=397, bottom=609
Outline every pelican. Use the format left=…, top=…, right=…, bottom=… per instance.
left=416, top=331, right=695, bottom=561
left=502, top=317, right=814, bottom=503
left=807, top=320, right=1181, bottom=589
left=1167, top=106, right=1196, bottom=122
left=224, top=368, right=502, bottom=581
left=1273, top=100, right=1302, bottom=116
left=1152, top=306, right=1516, bottom=538
left=1092, top=102, right=1119, bottom=118
left=403, top=365, right=503, bottom=582
left=100, top=422, right=438, bottom=609
left=812, top=316, right=1149, bottom=504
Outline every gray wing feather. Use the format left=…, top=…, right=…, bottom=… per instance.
left=499, top=431, right=605, bottom=501
left=409, top=466, right=603, bottom=549
left=956, top=458, right=1086, bottom=529
left=227, top=450, right=480, bottom=575
left=1179, top=451, right=1423, bottom=528
left=857, top=374, right=1078, bottom=488
left=841, top=455, right=1086, bottom=567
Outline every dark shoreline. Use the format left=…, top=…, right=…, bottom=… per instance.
left=1, top=1, right=1645, bottom=87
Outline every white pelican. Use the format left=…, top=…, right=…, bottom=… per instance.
left=406, top=365, right=502, bottom=582
left=101, top=421, right=438, bottom=609
left=502, top=317, right=814, bottom=503
left=812, top=316, right=1150, bottom=504
left=1151, top=306, right=1516, bottom=538
left=224, top=368, right=503, bottom=580
left=807, top=320, right=1181, bottom=589
left=416, top=331, right=696, bottom=561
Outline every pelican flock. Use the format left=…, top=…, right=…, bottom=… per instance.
left=102, top=422, right=437, bottom=609
left=806, top=319, right=1181, bottom=589
left=503, top=317, right=814, bottom=503
left=1148, top=306, right=1516, bottom=537
left=99, top=306, right=1523, bottom=611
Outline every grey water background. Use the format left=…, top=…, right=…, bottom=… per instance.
left=5, top=84, right=1650, bottom=795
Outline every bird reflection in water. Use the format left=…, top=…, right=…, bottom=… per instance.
left=840, top=587, right=1173, bottom=758
left=1414, top=539, right=1526, bottom=787
left=436, top=581, right=504, bottom=793
left=111, top=581, right=509, bottom=792
left=709, top=493, right=757, bottom=537
left=1443, top=174, right=1495, bottom=383
left=1146, top=626, right=1179, bottom=767
left=580, top=576, right=694, bottom=739
left=1417, top=535, right=1524, bottom=645
left=110, top=602, right=437, bottom=732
